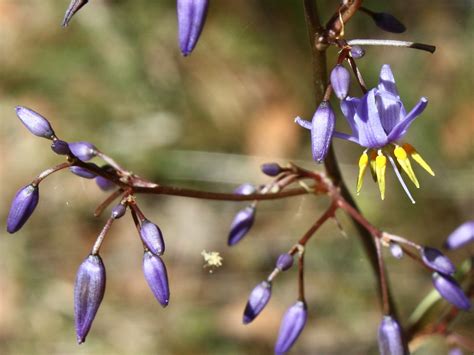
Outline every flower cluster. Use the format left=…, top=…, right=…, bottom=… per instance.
left=296, top=64, right=434, bottom=203
left=7, top=107, right=170, bottom=343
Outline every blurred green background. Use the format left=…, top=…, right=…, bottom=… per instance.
left=0, top=0, right=473, bottom=354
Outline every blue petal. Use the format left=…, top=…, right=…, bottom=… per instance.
left=294, top=116, right=311, bottom=130
left=375, top=90, right=404, bottom=134
left=340, top=97, right=360, bottom=138
left=354, top=89, right=388, bottom=149
left=378, top=64, right=399, bottom=97
left=333, top=131, right=359, bottom=144
left=387, top=97, right=428, bottom=142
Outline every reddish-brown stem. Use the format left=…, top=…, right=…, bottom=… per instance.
left=91, top=217, right=114, bottom=255
left=347, top=56, right=368, bottom=93
left=129, top=202, right=146, bottom=221
left=32, top=162, right=72, bottom=185
left=94, top=189, right=124, bottom=217
left=298, top=204, right=336, bottom=247
left=298, top=249, right=306, bottom=302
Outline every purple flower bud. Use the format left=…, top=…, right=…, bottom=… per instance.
left=274, top=301, right=308, bottom=354
left=228, top=205, right=256, bottom=246
left=372, top=12, right=406, bottom=33
left=51, top=139, right=70, bottom=155
left=234, top=183, right=257, bottom=196
left=70, top=166, right=97, bottom=179
left=243, top=281, right=272, bottom=324
left=330, top=65, right=351, bottom=100
left=448, top=348, right=463, bottom=355
left=95, top=176, right=115, bottom=191
left=276, top=253, right=294, bottom=271
left=140, top=220, right=165, bottom=255
left=177, top=0, right=209, bottom=56
left=432, top=273, right=471, bottom=311
left=74, top=254, right=106, bottom=344
left=111, top=204, right=127, bottom=219
left=421, top=247, right=456, bottom=275
left=389, top=243, right=403, bottom=259
left=444, top=221, right=474, bottom=250
left=296, top=101, right=335, bottom=163
left=68, top=141, right=97, bottom=161
left=143, top=251, right=170, bottom=307
left=311, top=101, right=335, bottom=163
left=62, top=0, right=89, bottom=27
left=15, top=106, right=55, bottom=139
left=377, top=316, right=407, bottom=355
left=7, top=184, right=39, bottom=234
left=350, top=45, right=365, bottom=59
left=261, top=163, right=283, bottom=177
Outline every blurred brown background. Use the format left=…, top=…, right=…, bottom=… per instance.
left=0, top=0, right=473, bottom=354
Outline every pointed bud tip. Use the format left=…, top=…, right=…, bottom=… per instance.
left=15, top=106, right=55, bottom=139
left=242, top=281, right=272, bottom=324
left=444, top=221, right=474, bottom=250
left=7, top=184, right=40, bottom=234
left=274, top=301, right=308, bottom=354
left=432, top=273, right=471, bottom=311
left=228, top=205, right=256, bottom=246
left=421, top=247, right=456, bottom=275
left=140, top=220, right=165, bottom=255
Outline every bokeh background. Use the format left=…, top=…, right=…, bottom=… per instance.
left=0, top=0, right=473, bottom=354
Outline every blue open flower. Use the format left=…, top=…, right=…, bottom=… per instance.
left=333, top=64, right=434, bottom=202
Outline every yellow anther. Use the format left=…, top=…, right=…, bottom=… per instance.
left=402, top=143, right=435, bottom=176
left=356, top=151, right=369, bottom=194
left=394, top=146, right=420, bottom=188
left=369, top=150, right=378, bottom=182
left=375, top=154, right=387, bottom=200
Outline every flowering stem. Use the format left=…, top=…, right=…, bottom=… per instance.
left=94, top=189, right=124, bottom=217
left=91, top=217, right=114, bottom=255
left=303, top=0, right=397, bottom=314
left=297, top=248, right=306, bottom=302
left=32, top=162, right=72, bottom=185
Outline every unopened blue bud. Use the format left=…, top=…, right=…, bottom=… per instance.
left=421, top=247, right=455, bottom=275
left=95, top=176, right=115, bottom=191
left=7, top=184, right=39, bottom=234
left=69, top=141, right=97, bottom=161
left=234, top=183, right=257, bottom=196
left=228, top=205, right=256, bottom=246
left=51, top=139, right=70, bottom=155
left=274, top=301, right=308, bottom=354
left=15, top=106, right=55, bottom=139
left=276, top=253, right=294, bottom=271
left=177, top=0, right=209, bottom=56
left=111, top=204, right=127, bottom=219
left=432, top=273, right=471, bottom=311
left=295, top=101, right=335, bottom=163
left=243, top=281, right=272, bottom=324
left=143, top=251, right=170, bottom=307
left=444, top=221, right=474, bottom=250
left=140, top=220, right=165, bottom=255
left=261, top=163, right=283, bottom=177
left=330, top=65, right=351, bottom=100
left=74, top=254, right=106, bottom=344
left=70, top=166, right=97, bottom=179
left=389, top=243, right=403, bottom=259
left=350, top=45, right=365, bottom=59
left=377, top=316, right=407, bottom=355
left=372, top=12, right=406, bottom=33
